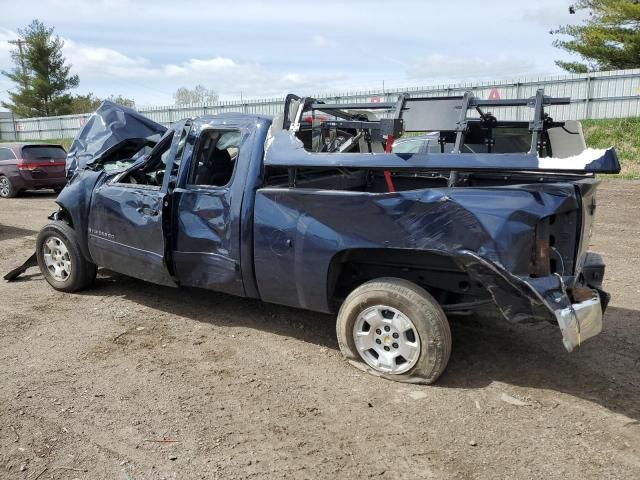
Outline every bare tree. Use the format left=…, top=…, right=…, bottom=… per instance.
left=173, top=85, right=219, bottom=105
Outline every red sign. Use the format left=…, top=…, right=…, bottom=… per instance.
left=369, top=96, right=382, bottom=103
left=488, top=88, right=501, bottom=100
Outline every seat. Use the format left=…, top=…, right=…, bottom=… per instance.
left=194, top=147, right=233, bottom=186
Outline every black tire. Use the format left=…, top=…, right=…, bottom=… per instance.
left=53, top=186, right=64, bottom=194
left=336, top=277, right=452, bottom=384
left=0, top=175, right=17, bottom=198
left=36, top=221, right=97, bottom=293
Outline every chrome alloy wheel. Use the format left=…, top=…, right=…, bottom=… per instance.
left=0, top=177, right=10, bottom=197
left=353, top=305, right=421, bottom=374
left=42, top=236, right=72, bottom=281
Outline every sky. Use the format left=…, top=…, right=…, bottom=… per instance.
left=0, top=0, right=586, bottom=110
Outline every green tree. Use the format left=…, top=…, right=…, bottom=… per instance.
left=68, top=93, right=136, bottom=114
left=69, top=93, right=102, bottom=114
left=553, top=1, right=640, bottom=73
left=1, top=19, right=80, bottom=117
left=106, top=94, right=135, bottom=108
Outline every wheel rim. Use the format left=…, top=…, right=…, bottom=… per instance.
left=353, top=305, right=421, bottom=374
left=0, top=177, right=9, bottom=197
left=42, top=236, right=72, bottom=281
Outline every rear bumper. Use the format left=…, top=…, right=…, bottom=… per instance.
left=13, top=172, right=66, bottom=190
left=454, top=249, right=609, bottom=352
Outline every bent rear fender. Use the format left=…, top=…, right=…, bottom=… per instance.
left=453, top=250, right=556, bottom=324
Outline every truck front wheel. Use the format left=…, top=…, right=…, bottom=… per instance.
left=336, top=277, right=451, bottom=384
left=36, top=221, right=97, bottom=293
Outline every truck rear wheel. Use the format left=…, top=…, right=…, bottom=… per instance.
left=336, top=277, right=451, bottom=384
left=36, top=221, right=97, bottom=293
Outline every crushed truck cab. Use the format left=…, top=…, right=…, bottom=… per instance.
left=29, top=91, right=619, bottom=383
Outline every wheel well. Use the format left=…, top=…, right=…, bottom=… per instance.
left=51, top=207, right=73, bottom=228
left=327, top=248, right=488, bottom=311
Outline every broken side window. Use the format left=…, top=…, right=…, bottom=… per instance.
left=187, top=129, right=241, bottom=188
left=116, top=131, right=175, bottom=188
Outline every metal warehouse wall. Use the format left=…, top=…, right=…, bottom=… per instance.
left=1, top=68, right=639, bottom=141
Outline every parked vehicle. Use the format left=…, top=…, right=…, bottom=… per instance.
left=16, top=92, right=620, bottom=384
left=0, top=143, right=68, bottom=198
left=391, top=133, right=440, bottom=154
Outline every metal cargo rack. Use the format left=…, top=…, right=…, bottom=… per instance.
left=283, top=89, right=571, bottom=157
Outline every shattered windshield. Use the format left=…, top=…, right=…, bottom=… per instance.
left=89, top=139, right=157, bottom=173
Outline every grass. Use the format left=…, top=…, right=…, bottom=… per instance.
left=0, top=138, right=73, bottom=151
left=2, top=118, right=639, bottom=179
left=403, top=118, right=640, bottom=179
left=44, top=138, right=73, bottom=150
left=582, top=117, right=640, bottom=179
left=0, top=137, right=73, bottom=150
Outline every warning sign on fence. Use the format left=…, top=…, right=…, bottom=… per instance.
left=488, top=88, right=501, bottom=100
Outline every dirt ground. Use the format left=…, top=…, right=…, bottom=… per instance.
left=0, top=181, right=639, bottom=480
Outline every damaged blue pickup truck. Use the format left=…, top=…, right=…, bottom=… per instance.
left=16, top=90, right=620, bottom=383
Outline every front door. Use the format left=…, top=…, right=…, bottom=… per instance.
left=171, top=125, right=246, bottom=296
left=88, top=123, right=188, bottom=286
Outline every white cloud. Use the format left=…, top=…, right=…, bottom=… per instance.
left=0, top=29, right=20, bottom=95
left=408, top=54, right=536, bottom=81
left=64, top=40, right=245, bottom=81
left=63, top=39, right=147, bottom=77
left=0, top=29, right=19, bottom=67
left=161, top=57, right=242, bottom=78
left=61, top=38, right=350, bottom=103
left=278, top=71, right=349, bottom=89
left=520, top=5, right=588, bottom=28
left=310, top=34, right=337, bottom=49
left=0, top=33, right=328, bottom=106
left=0, top=0, right=580, bottom=108
left=0, top=29, right=19, bottom=43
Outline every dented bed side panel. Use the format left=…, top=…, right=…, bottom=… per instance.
left=252, top=183, right=582, bottom=315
